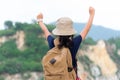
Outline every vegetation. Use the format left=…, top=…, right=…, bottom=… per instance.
left=0, top=29, right=16, bottom=37
left=107, top=38, right=120, bottom=68
left=0, top=20, right=120, bottom=76
left=4, top=20, right=14, bottom=29
left=108, top=37, right=120, bottom=49
left=80, top=37, right=96, bottom=50
left=82, top=37, right=96, bottom=45
left=0, top=21, right=54, bottom=74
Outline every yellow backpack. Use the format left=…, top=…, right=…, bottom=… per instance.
left=42, top=38, right=76, bottom=80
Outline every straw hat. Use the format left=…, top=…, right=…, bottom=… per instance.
left=52, top=17, right=76, bottom=36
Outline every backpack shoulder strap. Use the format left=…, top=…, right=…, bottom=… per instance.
left=54, top=38, right=73, bottom=70
left=61, top=48, right=73, bottom=70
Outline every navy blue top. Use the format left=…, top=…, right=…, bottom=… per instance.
left=47, top=35, right=82, bottom=68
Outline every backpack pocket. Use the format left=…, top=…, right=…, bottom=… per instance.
left=68, top=70, right=76, bottom=80
left=45, top=75, right=65, bottom=80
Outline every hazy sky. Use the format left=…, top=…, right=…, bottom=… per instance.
left=0, top=0, right=120, bottom=30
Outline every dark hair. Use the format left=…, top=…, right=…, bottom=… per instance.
left=58, top=35, right=73, bottom=49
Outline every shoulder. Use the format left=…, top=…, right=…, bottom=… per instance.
left=47, top=35, right=55, bottom=49
left=73, top=34, right=82, bottom=41
left=47, top=35, right=54, bottom=41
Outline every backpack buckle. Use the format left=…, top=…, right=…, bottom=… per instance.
left=68, top=67, right=73, bottom=72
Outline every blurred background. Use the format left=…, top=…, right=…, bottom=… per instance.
left=0, top=0, right=120, bottom=80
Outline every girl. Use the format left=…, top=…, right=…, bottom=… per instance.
left=37, top=6, right=95, bottom=80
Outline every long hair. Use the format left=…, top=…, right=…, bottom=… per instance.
left=58, top=35, right=73, bottom=49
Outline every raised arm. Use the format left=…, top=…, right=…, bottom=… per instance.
left=80, top=7, right=95, bottom=40
left=37, top=13, right=51, bottom=39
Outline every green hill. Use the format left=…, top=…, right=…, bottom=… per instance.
left=0, top=21, right=120, bottom=80
left=0, top=22, right=55, bottom=74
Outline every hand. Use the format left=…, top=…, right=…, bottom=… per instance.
left=37, top=13, right=43, bottom=19
left=89, top=7, right=95, bottom=16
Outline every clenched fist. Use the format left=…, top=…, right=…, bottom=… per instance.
left=37, top=13, right=43, bottom=20
left=89, top=7, right=95, bottom=16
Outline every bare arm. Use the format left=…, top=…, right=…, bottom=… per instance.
left=80, top=7, right=95, bottom=40
left=37, top=13, right=51, bottom=39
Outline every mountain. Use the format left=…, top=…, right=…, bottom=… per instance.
left=73, top=23, right=120, bottom=41
left=0, top=22, right=120, bottom=80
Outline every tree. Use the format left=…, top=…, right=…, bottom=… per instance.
left=4, top=20, right=13, bottom=29
left=15, top=22, right=23, bottom=30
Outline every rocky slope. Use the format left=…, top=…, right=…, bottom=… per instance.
left=77, top=40, right=120, bottom=80
left=0, top=31, right=25, bottom=50
left=0, top=31, right=120, bottom=80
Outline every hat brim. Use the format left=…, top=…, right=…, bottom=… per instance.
left=52, top=28, right=76, bottom=36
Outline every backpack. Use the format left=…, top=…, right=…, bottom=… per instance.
left=42, top=38, right=76, bottom=80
